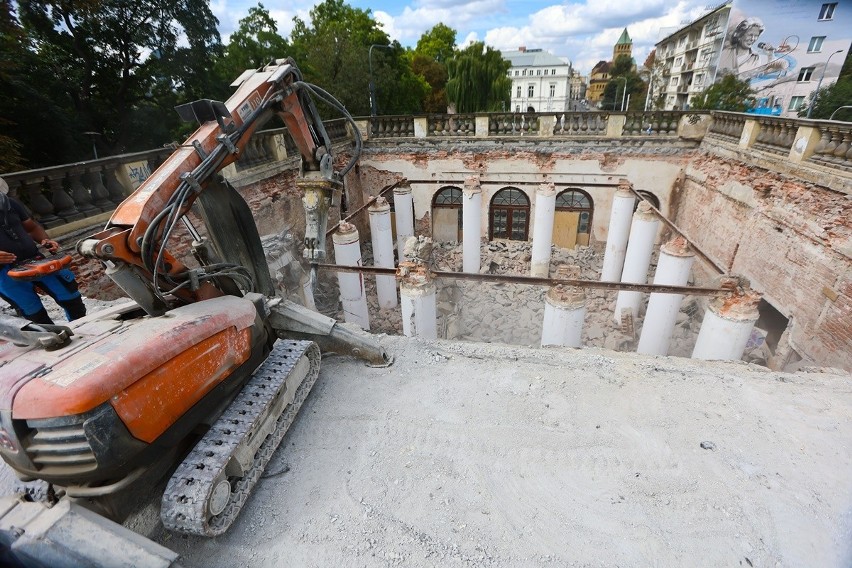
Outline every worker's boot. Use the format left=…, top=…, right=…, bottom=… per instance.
left=26, top=308, right=55, bottom=325
left=59, top=297, right=87, bottom=321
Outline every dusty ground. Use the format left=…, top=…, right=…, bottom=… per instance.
left=104, top=334, right=852, bottom=567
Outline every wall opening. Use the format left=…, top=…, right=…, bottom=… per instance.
left=489, top=187, right=530, bottom=241
left=432, top=186, right=463, bottom=242
left=755, top=298, right=789, bottom=353
left=554, top=188, right=593, bottom=248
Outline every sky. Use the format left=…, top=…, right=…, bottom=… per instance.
left=210, top=0, right=719, bottom=74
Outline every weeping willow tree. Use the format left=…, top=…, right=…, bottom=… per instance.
left=446, top=42, right=511, bottom=112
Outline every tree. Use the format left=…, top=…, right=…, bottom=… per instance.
left=799, top=48, right=852, bottom=120
left=411, top=23, right=456, bottom=113
left=690, top=74, right=754, bottom=112
left=216, top=4, right=290, bottom=83
left=602, top=54, right=645, bottom=111
left=15, top=0, right=222, bottom=160
left=415, top=23, right=456, bottom=63
left=445, top=42, right=510, bottom=113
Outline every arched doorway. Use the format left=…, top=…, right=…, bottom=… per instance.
left=432, top=186, right=463, bottom=242
left=490, top=187, right=530, bottom=241
left=553, top=189, right=593, bottom=248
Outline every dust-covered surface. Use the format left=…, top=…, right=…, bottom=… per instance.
left=140, top=335, right=851, bottom=568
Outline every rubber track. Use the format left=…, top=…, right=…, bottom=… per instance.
left=160, top=340, right=321, bottom=536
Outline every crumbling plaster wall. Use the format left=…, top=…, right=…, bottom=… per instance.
left=356, top=149, right=688, bottom=244
left=676, top=152, right=851, bottom=370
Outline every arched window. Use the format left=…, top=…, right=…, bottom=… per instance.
left=635, top=190, right=660, bottom=211
left=432, top=186, right=463, bottom=242
left=490, top=188, right=530, bottom=241
left=553, top=189, right=593, bottom=248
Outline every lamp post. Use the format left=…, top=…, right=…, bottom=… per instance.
left=82, top=131, right=101, bottom=159
left=806, top=49, right=843, bottom=119
left=614, top=76, right=627, bottom=111
left=369, top=44, right=392, bottom=117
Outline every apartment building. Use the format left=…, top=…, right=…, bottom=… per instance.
left=655, top=1, right=851, bottom=117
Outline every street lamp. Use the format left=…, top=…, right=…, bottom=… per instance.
left=806, top=49, right=843, bottom=119
left=82, top=131, right=101, bottom=159
left=369, top=44, right=393, bottom=117
left=614, top=76, right=627, bottom=111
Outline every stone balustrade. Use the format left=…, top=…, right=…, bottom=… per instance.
left=2, top=112, right=850, bottom=233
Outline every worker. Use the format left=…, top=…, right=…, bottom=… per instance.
left=0, top=177, right=86, bottom=324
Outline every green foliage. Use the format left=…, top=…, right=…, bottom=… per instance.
left=411, top=23, right=456, bottom=113
left=601, top=55, right=645, bottom=111
left=216, top=4, right=289, bottom=83
left=445, top=42, right=510, bottom=113
left=690, top=74, right=755, bottom=112
left=415, top=23, right=456, bottom=63
left=11, top=0, right=221, bottom=163
left=799, top=75, right=852, bottom=120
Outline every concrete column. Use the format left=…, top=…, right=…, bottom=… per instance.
left=692, top=276, right=761, bottom=361
left=393, top=183, right=415, bottom=260
left=399, top=236, right=437, bottom=339
left=368, top=197, right=398, bottom=309
left=613, top=201, right=661, bottom=324
left=541, top=265, right=586, bottom=348
left=462, top=176, right=482, bottom=273
left=636, top=236, right=696, bottom=356
left=601, top=180, right=636, bottom=282
left=530, top=183, right=556, bottom=277
left=332, top=222, right=370, bottom=330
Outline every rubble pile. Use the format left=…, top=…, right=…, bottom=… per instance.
left=320, top=239, right=708, bottom=357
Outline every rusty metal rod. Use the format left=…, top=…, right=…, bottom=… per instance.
left=316, top=263, right=726, bottom=296
left=326, top=179, right=405, bottom=237
left=629, top=187, right=726, bottom=275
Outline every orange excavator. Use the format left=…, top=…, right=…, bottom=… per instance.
left=0, top=58, right=388, bottom=558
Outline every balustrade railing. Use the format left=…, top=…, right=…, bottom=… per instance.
left=428, top=114, right=476, bottom=136
left=488, top=113, right=539, bottom=135
left=4, top=111, right=850, bottom=232
left=622, top=111, right=681, bottom=136
left=371, top=115, right=415, bottom=138
left=553, top=113, right=607, bottom=136
left=753, top=116, right=799, bottom=156
left=708, top=112, right=746, bottom=141
left=809, top=124, right=852, bottom=171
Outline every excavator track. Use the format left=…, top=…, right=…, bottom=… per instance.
left=160, top=339, right=321, bottom=536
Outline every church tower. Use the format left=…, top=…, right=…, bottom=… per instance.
left=613, top=28, right=632, bottom=62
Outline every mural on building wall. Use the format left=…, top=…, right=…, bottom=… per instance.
left=717, top=0, right=850, bottom=110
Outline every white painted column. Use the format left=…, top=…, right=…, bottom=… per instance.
left=613, top=201, right=660, bottom=324
left=462, top=176, right=482, bottom=273
left=541, top=265, right=586, bottom=348
left=692, top=276, right=761, bottom=361
left=399, top=236, right=437, bottom=339
left=637, top=236, right=696, bottom=356
left=368, top=197, right=398, bottom=309
left=601, top=180, right=636, bottom=282
left=530, top=182, right=556, bottom=277
left=393, top=183, right=415, bottom=260
left=332, top=222, right=370, bottom=330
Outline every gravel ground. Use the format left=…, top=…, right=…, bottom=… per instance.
left=122, top=333, right=852, bottom=568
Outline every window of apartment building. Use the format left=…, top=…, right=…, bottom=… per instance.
left=528, top=84, right=535, bottom=97
left=670, top=76, right=679, bottom=86
left=678, top=37, right=686, bottom=47
left=818, top=3, right=837, bottom=20
left=798, top=66, right=816, bottom=81
left=788, top=96, right=806, bottom=111
left=516, top=86, right=522, bottom=97
left=522, top=69, right=527, bottom=76
left=694, top=73, right=705, bottom=87
left=516, top=105, right=521, bottom=112
left=544, top=69, right=548, bottom=75
left=808, top=36, right=825, bottom=52
left=551, top=69, right=556, bottom=74
left=674, top=56, right=682, bottom=66
left=549, top=83, right=556, bottom=97
left=514, top=70, right=519, bottom=76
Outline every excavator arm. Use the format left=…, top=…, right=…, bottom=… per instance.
left=78, top=58, right=357, bottom=315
